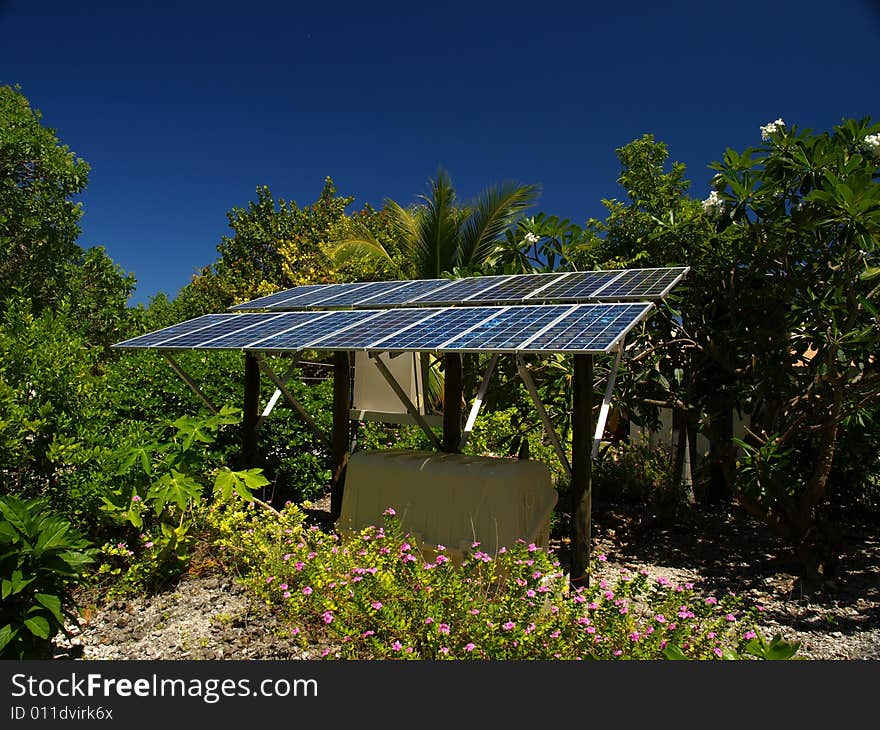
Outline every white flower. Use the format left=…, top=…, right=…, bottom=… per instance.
left=702, top=190, right=724, bottom=216
left=523, top=232, right=541, bottom=245
left=863, top=133, right=880, bottom=159
left=760, top=118, right=786, bottom=141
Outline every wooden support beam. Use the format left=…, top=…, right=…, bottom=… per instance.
left=330, top=351, right=351, bottom=521
left=570, top=353, right=593, bottom=586
left=442, top=353, right=463, bottom=452
left=242, top=352, right=261, bottom=469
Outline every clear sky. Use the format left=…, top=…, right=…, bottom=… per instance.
left=2, top=0, right=878, bottom=305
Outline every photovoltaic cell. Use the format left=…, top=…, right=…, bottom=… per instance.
left=525, top=303, right=653, bottom=352
left=441, top=305, right=572, bottom=351
left=305, top=280, right=413, bottom=308
left=307, top=308, right=443, bottom=350
left=464, top=273, right=565, bottom=302
left=351, top=278, right=454, bottom=306
left=188, top=312, right=328, bottom=349
left=245, top=310, right=381, bottom=351
left=229, top=284, right=330, bottom=310
left=371, top=306, right=505, bottom=351
left=157, top=313, right=290, bottom=349
left=592, top=267, right=688, bottom=298
left=530, top=270, right=623, bottom=301
left=113, top=314, right=231, bottom=348
left=272, top=282, right=379, bottom=308
left=408, top=275, right=513, bottom=305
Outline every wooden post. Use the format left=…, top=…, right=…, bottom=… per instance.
left=330, top=351, right=351, bottom=520
left=570, top=353, right=593, bottom=585
left=442, top=353, right=463, bottom=452
left=242, top=352, right=260, bottom=469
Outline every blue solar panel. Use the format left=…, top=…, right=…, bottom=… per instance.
left=371, top=306, right=503, bottom=351
left=464, top=273, right=565, bottom=302
left=307, top=308, right=443, bottom=349
left=187, top=312, right=328, bottom=349
left=408, top=275, right=513, bottom=305
left=230, top=284, right=330, bottom=310
left=529, top=271, right=623, bottom=301
left=524, top=303, right=653, bottom=352
left=592, top=267, right=688, bottom=298
left=113, top=314, right=231, bottom=348
left=351, top=278, right=455, bottom=306
left=244, top=309, right=381, bottom=350
left=441, top=305, right=573, bottom=351
left=305, top=280, right=414, bottom=308
left=156, top=313, right=290, bottom=349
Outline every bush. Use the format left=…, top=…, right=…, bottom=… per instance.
left=206, top=499, right=790, bottom=660
left=593, top=436, right=687, bottom=510
left=0, top=495, right=95, bottom=658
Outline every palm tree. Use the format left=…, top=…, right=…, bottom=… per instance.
left=331, top=169, right=540, bottom=278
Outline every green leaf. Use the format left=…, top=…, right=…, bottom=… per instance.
left=0, top=624, right=18, bottom=653
left=34, top=593, right=63, bottom=625
left=23, top=615, right=51, bottom=640
left=662, top=643, right=688, bottom=660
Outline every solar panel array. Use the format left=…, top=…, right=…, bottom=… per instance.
left=229, top=267, right=688, bottom=311
left=113, top=302, right=653, bottom=355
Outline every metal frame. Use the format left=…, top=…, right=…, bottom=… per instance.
left=161, top=352, right=220, bottom=414
left=253, top=354, right=331, bottom=447
left=592, top=338, right=625, bottom=458
left=458, top=353, right=499, bottom=451
left=257, top=355, right=300, bottom=429
left=370, top=353, right=443, bottom=451
left=516, top=355, right=572, bottom=479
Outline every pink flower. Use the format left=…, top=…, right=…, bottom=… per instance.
left=391, top=640, right=403, bottom=651
left=302, top=586, right=313, bottom=595
left=322, top=611, right=334, bottom=624
left=464, top=643, right=476, bottom=652
left=743, top=630, right=757, bottom=640
left=291, top=628, right=300, bottom=636
left=597, top=554, right=607, bottom=562
left=424, top=617, right=434, bottom=625
left=526, top=589, right=536, bottom=598
left=713, top=647, right=723, bottom=658
left=613, top=650, right=622, bottom=657
left=144, top=542, right=154, bottom=549
left=705, top=597, right=718, bottom=605
left=371, top=601, right=383, bottom=610
left=266, top=576, right=274, bottom=584
left=502, top=621, right=515, bottom=631
left=439, top=623, right=450, bottom=634
left=725, top=614, right=737, bottom=622
left=655, top=614, right=666, bottom=623
left=282, top=591, right=291, bottom=599
left=132, top=495, right=141, bottom=502
left=550, top=630, right=560, bottom=638
left=279, top=583, right=288, bottom=590
left=362, top=630, right=375, bottom=638
left=439, top=647, right=449, bottom=655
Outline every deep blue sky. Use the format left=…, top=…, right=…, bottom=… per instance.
left=2, top=1, right=878, bottom=305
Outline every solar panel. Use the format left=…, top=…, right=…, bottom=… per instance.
left=244, top=309, right=382, bottom=351
left=440, top=304, right=573, bottom=351
left=528, top=270, right=623, bottom=300
left=371, top=306, right=506, bottom=352
left=408, top=275, right=514, bottom=305
left=306, top=308, right=443, bottom=350
left=183, top=312, right=330, bottom=349
left=591, top=267, right=688, bottom=298
left=229, top=284, right=330, bottom=311
left=113, top=314, right=231, bottom=348
left=464, top=273, right=566, bottom=302
left=350, top=278, right=455, bottom=306
left=154, top=313, right=291, bottom=349
left=304, top=280, right=414, bottom=309
left=524, top=303, right=653, bottom=352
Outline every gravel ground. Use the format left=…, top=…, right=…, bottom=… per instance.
left=53, top=502, right=880, bottom=661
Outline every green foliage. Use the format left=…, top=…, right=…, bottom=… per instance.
left=0, top=495, right=95, bottom=658
left=98, top=406, right=269, bottom=595
left=333, top=169, right=540, bottom=279
left=0, top=85, right=90, bottom=311
left=207, top=502, right=784, bottom=660
left=593, top=436, right=686, bottom=510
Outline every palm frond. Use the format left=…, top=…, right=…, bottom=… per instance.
left=459, top=182, right=541, bottom=268
left=330, top=221, right=393, bottom=267
left=413, top=170, right=462, bottom=278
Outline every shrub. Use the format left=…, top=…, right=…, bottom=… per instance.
left=207, top=500, right=790, bottom=660
left=0, top=495, right=95, bottom=658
